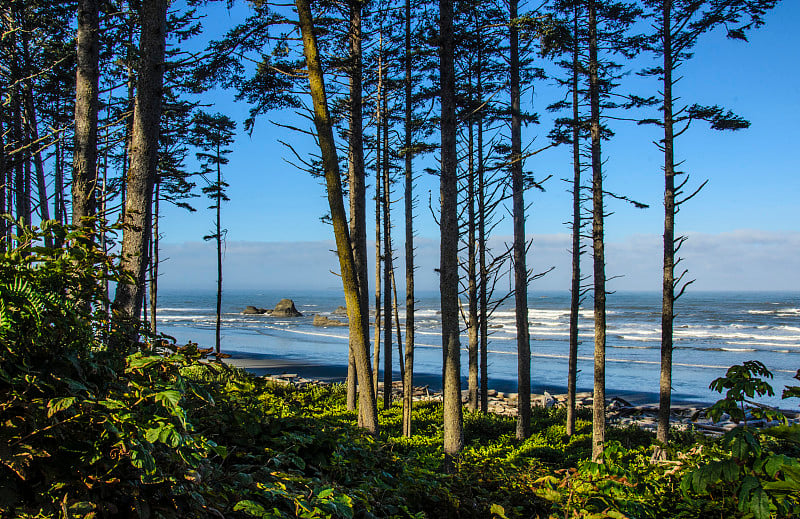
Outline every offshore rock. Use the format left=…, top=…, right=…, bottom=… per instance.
left=313, top=315, right=347, bottom=327
left=271, top=298, right=303, bottom=317
left=242, top=305, right=268, bottom=315
left=332, top=306, right=349, bottom=316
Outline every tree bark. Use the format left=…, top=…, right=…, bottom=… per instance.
left=346, top=0, right=367, bottom=412
left=0, top=113, right=6, bottom=252
left=477, top=45, right=488, bottom=414
left=467, top=116, right=479, bottom=412
left=215, top=152, right=223, bottom=354
left=72, top=0, right=100, bottom=230
left=588, top=0, right=607, bottom=463
left=566, top=3, right=581, bottom=438
left=373, top=41, right=383, bottom=401
left=113, top=0, right=167, bottom=322
left=150, top=180, right=160, bottom=333
left=510, top=0, right=531, bottom=440
left=296, top=0, right=379, bottom=434
left=439, top=0, right=464, bottom=470
left=657, top=0, right=675, bottom=446
left=382, top=84, right=393, bottom=410
left=402, top=0, right=415, bottom=437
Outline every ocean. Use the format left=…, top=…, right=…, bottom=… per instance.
left=153, top=289, right=800, bottom=409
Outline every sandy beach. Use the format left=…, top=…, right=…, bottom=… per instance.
left=224, top=349, right=712, bottom=407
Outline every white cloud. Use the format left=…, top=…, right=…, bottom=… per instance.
left=159, top=229, right=800, bottom=292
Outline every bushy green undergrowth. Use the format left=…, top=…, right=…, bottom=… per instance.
left=1, top=221, right=799, bottom=518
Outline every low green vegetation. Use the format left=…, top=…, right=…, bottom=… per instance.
left=1, top=223, right=798, bottom=518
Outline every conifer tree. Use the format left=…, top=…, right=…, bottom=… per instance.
left=72, top=0, right=100, bottom=231
left=641, top=0, right=778, bottom=446
left=440, top=0, right=464, bottom=470
left=114, top=0, right=168, bottom=323
left=190, top=112, right=236, bottom=355
left=296, top=0, right=379, bottom=434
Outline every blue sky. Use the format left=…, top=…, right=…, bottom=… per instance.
left=158, top=1, right=799, bottom=292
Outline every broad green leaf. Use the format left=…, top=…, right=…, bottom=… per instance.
left=490, top=503, right=510, bottom=518
left=737, top=475, right=759, bottom=509
left=721, top=459, right=740, bottom=482
left=46, top=396, right=76, bottom=418
left=154, top=390, right=182, bottom=411
left=234, top=500, right=268, bottom=517
left=317, top=487, right=334, bottom=499
left=748, top=488, right=772, bottom=519
left=126, top=355, right=163, bottom=370
left=764, top=455, right=790, bottom=478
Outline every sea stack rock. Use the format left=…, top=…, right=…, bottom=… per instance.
left=313, top=315, right=347, bottom=327
left=332, top=305, right=349, bottom=316
left=271, top=298, right=303, bottom=317
left=242, top=305, right=268, bottom=315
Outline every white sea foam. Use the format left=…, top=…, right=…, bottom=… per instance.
left=158, top=307, right=214, bottom=312
left=158, top=315, right=204, bottom=321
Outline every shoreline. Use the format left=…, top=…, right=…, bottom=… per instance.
left=224, top=349, right=713, bottom=408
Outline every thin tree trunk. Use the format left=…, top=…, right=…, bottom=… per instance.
left=120, top=21, right=136, bottom=225
left=510, top=0, right=531, bottom=440
left=657, top=0, right=675, bottom=446
left=467, top=116, right=479, bottom=412
left=390, top=269, right=405, bottom=383
left=382, top=82, right=393, bottom=410
left=0, top=113, right=6, bottom=252
left=101, top=119, right=109, bottom=320
left=296, top=0, right=379, bottom=433
left=113, top=0, right=168, bottom=322
left=346, top=0, right=367, bottom=412
left=150, top=180, right=160, bottom=333
left=566, top=4, right=581, bottom=438
left=21, top=55, right=52, bottom=241
left=54, top=100, right=66, bottom=227
left=588, top=0, right=607, bottom=463
left=215, top=151, right=223, bottom=354
left=23, top=135, right=31, bottom=228
left=402, top=0, right=415, bottom=437
left=373, top=43, right=383, bottom=400
left=72, top=0, right=99, bottom=230
left=477, top=47, right=488, bottom=414
left=12, top=97, right=25, bottom=243
left=440, top=0, right=464, bottom=470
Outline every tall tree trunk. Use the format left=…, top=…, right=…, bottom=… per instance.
left=373, top=45, right=383, bottom=400
left=296, top=0, right=378, bottom=433
left=588, top=0, right=607, bottom=463
left=72, top=0, right=99, bottom=230
left=382, top=84, right=393, bottom=410
left=23, top=136, right=31, bottom=228
left=510, top=0, right=531, bottom=440
left=477, top=46, right=488, bottom=414
left=467, top=116, right=479, bottom=412
left=120, top=21, right=136, bottom=225
left=0, top=113, right=6, bottom=252
left=113, top=0, right=168, bottom=322
left=21, top=34, right=52, bottom=240
left=391, top=268, right=404, bottom=383
left=657, top=0, right=675, bottom=446
left=346, top=0, right=367, bottom=412
left=150, top=180, right=160, bottom=333
left=12, top=97, right=26, bottom=243
left=402, top=0, right=415, bottom=437
left=101, top=120, right=110, bottom=320
left=439, top=0, right=464, bottom=470
left=566, top=4, right=581, bottom=438
left=54, top=97, right=66, bottom=226
left=215, top=152, right=223, bottom=354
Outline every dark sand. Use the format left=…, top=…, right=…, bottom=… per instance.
left=224, top=350, right=712, bottom=407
